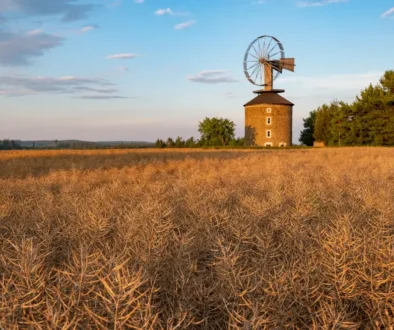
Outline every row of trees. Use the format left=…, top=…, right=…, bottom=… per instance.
left=0, top=140, right=22, bottom=150
left=300, top=70, right=394, bottom=146
left=156, top=117, right=245, bottom=148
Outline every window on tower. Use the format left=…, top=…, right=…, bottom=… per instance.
left=267, top=130, right=271, bottom=138
left=266, top=108, right=272, bottom=113
left=267, top=117, right=271, bottom=125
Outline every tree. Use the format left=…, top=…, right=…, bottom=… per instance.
left=302, top=70, right=394, bottom=146
left=228, top=137, right=245, bottom=147
left=299, top=110, right=316, bottom=146
left=185, top=137, right=196, bottom=148
left=198, top=117, right=235, bottom=146
left=175, top=136, right=185, bottom=148
left=313, top=104, right=333, bottom=144
left=155, top=139, right=166, bottom=148
left=380, top=70, right=394, bottom=94
left=166, top=137, right=175, bottom=148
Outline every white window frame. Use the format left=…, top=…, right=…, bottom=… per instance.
left=267, top=117, right=272, bottom=125
left=264, top=142, right=272, bottom=147
left=266, top=108, right=272, bottom=113
left=266, top=130, right=272, bottom=138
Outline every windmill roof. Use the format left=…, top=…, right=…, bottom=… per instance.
left=244, top=91, right=294, bottom=107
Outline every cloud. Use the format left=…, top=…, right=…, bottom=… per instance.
left=134, top=0, right=144, bottom=3
left=381, top=7, right=394, bottom=18
left=117, top=66, right=129, bottom=72
left=174, top=20, right=196, bottom=30
left=26, top=29, right=43, bottom=36
left=155, top=8, right=188, bottom=16
left=223, top=92, right=237, bottom=98
left=0, top=74, right=120, bottom=97
left=106, top=53, right=139, bottom=59
left=0, top=30, right=64, bottom=66
left=297, top=0, right=348, bottom=7
left=187, top=70, right=238, bottom=84
left=74, top=95, right=130, bottom=99
left=155, top=8, right=174, bottom=15
left=70, top=86, right=118, bottom=94
left=251, top=0, right=267, bottom=4
left=0, top=0, right=97, bottom=22
left=109, top=0, right=122, bottom=7
left=78, top=24, right=99, bottom=34
left=278, top=71, right=383, bottom=99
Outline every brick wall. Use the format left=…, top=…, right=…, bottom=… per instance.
left=245, top=104, right=293, bottom=147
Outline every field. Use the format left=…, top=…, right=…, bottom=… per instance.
left=1, top=148, right=394, bottom=329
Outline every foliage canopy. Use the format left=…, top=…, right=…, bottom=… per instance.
left=299, top=70, right=394, bottom=146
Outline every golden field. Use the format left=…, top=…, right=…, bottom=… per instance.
left=1, top=148, right=394, bottom=329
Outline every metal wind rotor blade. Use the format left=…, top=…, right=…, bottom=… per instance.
left=280, top=58, right=295, bottom=72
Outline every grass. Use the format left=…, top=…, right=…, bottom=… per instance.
left=1, top=147, right=394, bottom=329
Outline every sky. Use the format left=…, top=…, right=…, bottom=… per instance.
left=0, top=0, right=393, bottom=143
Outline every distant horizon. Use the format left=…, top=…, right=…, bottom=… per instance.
left=1, top=0, right=393, bottom=143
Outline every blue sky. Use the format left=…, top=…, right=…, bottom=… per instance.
left=0, top=0, right=393, bottom=142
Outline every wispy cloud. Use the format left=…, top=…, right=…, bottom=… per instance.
left=187, top=70, right=238, bottom=84
left=381, top=7, right=394, bottom=18
left=0, top=0, right=97, bottom=22
left=251, top=0, right=267, bottom=4
left=117, top=66, right=129, bottom=72
left=74, top=95, right=130, bottom=99
left=174, top=20, right=196, bottom=30
left=278, top=71, right=383, bottom=97
left=297, top=0, right=348, bottom=7
left=223, top=92, right=237, bottom=98
left=0, top=30, right=64, bottom=66
left=106, top=53, right=139, bottom=59
left=155, top=8, right=188, bottom=16
left=135, top=0, right=144, bottom=3
left=78, top=24, right=99, bottom=34
left=0, top=74, right=120, bottom=97
left=109, top=0, right=122, bottom=7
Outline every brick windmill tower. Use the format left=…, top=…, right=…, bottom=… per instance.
left=243, top=35, right=295, bottom=147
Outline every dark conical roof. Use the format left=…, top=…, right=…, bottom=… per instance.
left=244, top=90, right=294, bottom=107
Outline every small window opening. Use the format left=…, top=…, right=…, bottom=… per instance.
left=267, top=130, right=271, bottom=138
left=267, top=117, right=272, bottom=125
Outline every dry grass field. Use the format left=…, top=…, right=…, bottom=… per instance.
left=1, top=148, right=394, bottom=329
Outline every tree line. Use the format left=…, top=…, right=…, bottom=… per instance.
left=155, top=117, right=245, bottom=148
left=299, top=70, right=394, bottom=146
left=0, top=140, right=22, bottom=150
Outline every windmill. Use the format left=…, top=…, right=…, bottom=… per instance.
left=243, top=35, right=295, bottom=147
left=243, top=35, right=295, bottom=91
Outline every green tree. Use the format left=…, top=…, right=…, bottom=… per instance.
left=185, top=137, right=196, bottom=147
left=228, top=137, right=245, bottom=147
left=299, top=110, right=316, bottom=146
left=380, top=70, right=394, bottom=94
left=175, top=136, right=185, bottom=148
left=304, top=70, right=394, bottom=146
left=155, top=139, right=166, bottom=148
left=166, top=137, right=175, bottom=148
left=313, top=104, right=333, bottom=144
left=198, top=117, right=235, bottom=146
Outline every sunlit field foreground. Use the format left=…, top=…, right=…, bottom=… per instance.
left=1, top=148, right=394, bottom=329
